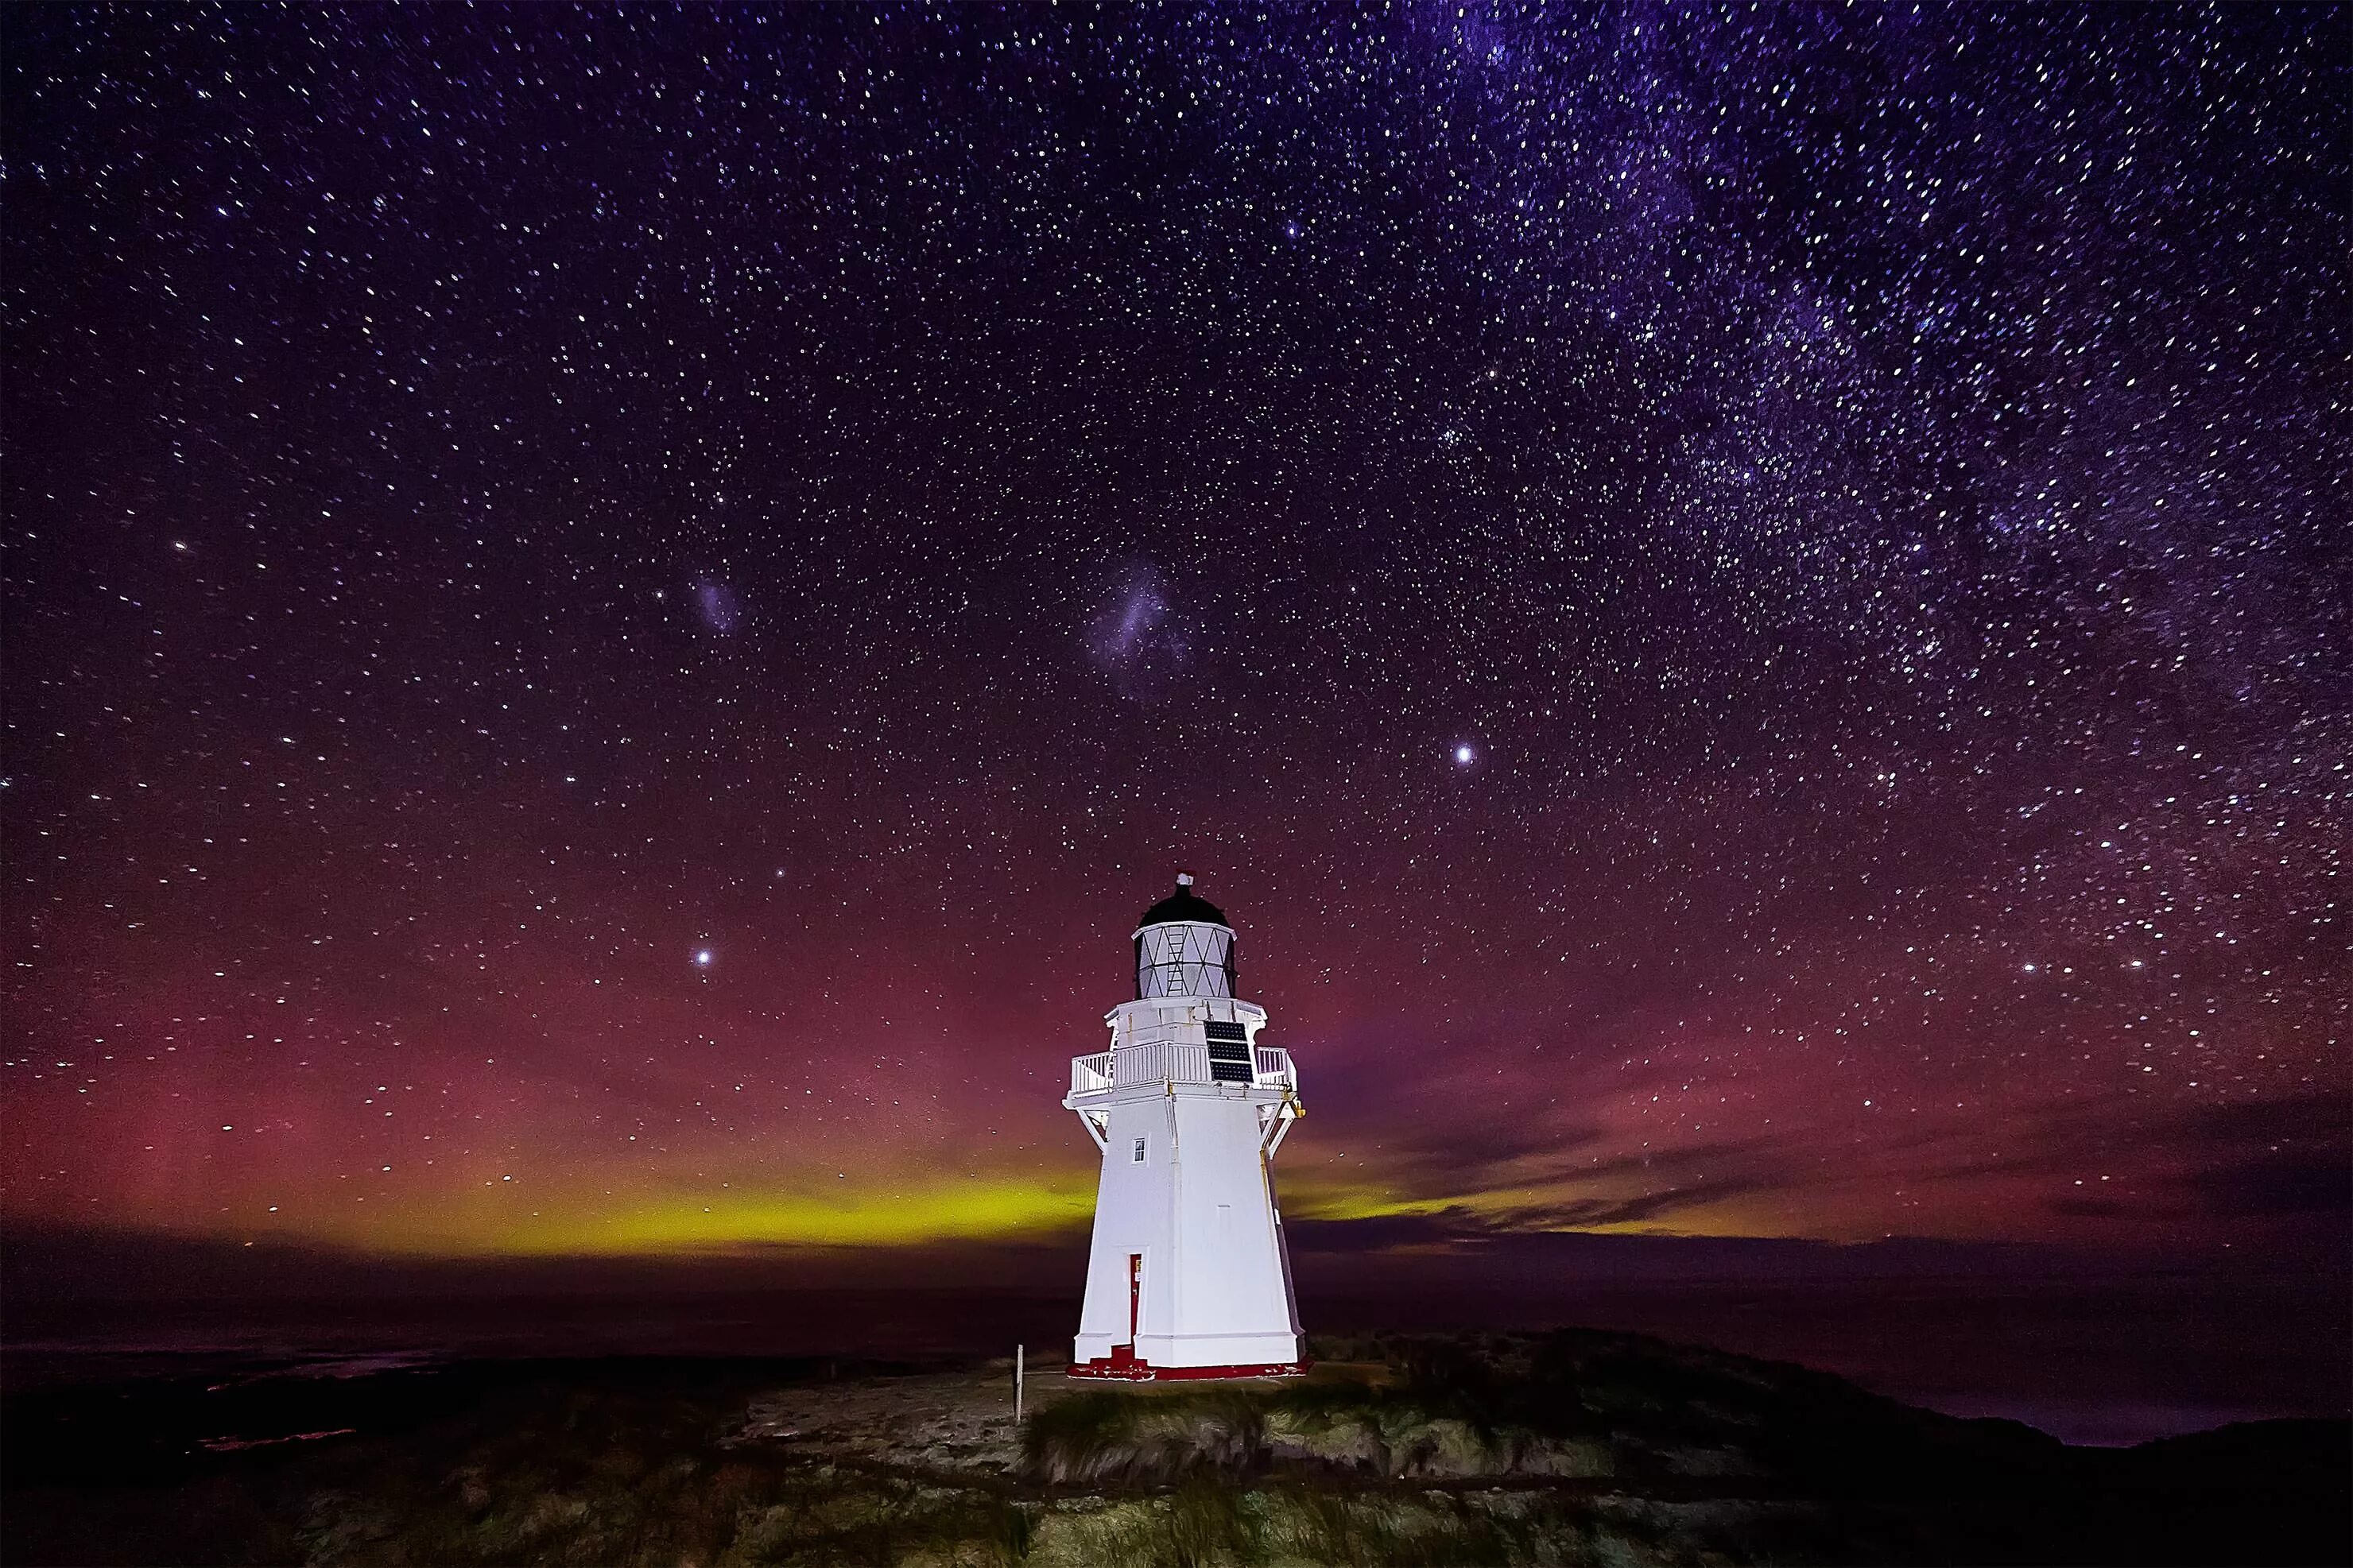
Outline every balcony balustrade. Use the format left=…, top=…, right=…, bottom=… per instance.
left=1067, top=1041, right=1297, bottom=1096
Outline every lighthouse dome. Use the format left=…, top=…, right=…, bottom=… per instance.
left=1138, top=877, right=1227, bottom=929
left=1133, top=873, right=1237, bottom=999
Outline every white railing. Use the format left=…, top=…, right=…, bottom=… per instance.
left=1112, top=1042, right=1164, bottom=1085
left=1071, top=1040, right=1300, bottom=1095
left=1108, top=1041, right=1210, bottom=1086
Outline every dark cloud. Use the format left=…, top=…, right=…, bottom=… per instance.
left=1281, top=1211, right=2088, bottom=1285
left=2185, top=1151, right=2350, bottom=1220
left=2126, top=1094, right=2347, bottom=1222
left=1343, top=1115, right=1618, bottom=1187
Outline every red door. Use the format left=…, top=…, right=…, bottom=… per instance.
left=1106, top=1252, right=1143, bottom=1371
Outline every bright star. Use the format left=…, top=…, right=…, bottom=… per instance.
left=1454, top=744, right=1475, bottom=765
left=693, top=949, right=713, bottom=967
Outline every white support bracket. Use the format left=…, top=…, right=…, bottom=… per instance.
left=1075, top=1107, right=1111, bottom=1152
left=1258, top=1099, right=1301, bottom=1160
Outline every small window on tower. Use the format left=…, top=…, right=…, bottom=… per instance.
left=1132, top=1136, right=1147, bottom=1164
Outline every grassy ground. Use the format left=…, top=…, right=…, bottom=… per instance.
left=4, top=1330, right=2344, bottom=1566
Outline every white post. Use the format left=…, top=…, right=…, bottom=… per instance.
left=1015, top=1343, right=1025, bottom=1423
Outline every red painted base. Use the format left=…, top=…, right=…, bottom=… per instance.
left=1066, top=1348, right=1309, bottom=1382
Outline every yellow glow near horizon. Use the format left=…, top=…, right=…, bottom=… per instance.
left=494, top=1172, right=1102, bottom=1256
left=41, top=1136, right=1921, bottom=1260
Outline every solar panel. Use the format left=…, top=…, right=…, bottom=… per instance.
left=1204, top=1020, right=1252, bottom=1079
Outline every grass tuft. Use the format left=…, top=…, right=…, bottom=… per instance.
left=1021, top=1389, right=1266, bottom=1489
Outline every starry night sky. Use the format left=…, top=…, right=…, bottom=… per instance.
left=3, top=6, right=2343, bottom=1276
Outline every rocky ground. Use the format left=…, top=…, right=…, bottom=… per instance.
left=727, top=1361, right=1037, bottom=1474
left=4, top=1330, right=2345, bottom=1566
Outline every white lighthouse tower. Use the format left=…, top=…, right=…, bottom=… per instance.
left=1064, top=873, right=1306, bottom=1380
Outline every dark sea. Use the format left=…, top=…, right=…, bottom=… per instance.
left=6, top=1270, right=2344, bottom=1447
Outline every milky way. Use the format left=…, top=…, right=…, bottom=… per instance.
left=2, top=6, right=2343, bottom=1264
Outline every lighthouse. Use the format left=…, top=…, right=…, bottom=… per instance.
left=1064, top=873, right=1306, bottom=1380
